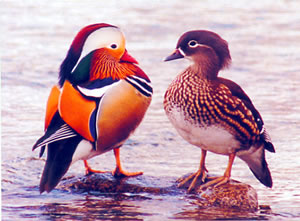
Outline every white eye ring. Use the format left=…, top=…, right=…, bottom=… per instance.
left=110, top=43, right=118, bottom=49
left=188, top=40, right=198, bottom=48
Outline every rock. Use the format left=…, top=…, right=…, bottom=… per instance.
left=177, top=173, right=258, bottom=211
left=60, top=172, right=172, bottom=195
left=59, top=172, right=258, bottom=211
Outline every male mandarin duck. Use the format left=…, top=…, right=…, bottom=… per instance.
left=163, top=30, right=275, bottom=192
left=32, top=23, right=152, bottom=193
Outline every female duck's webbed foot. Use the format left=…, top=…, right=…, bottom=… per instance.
left=178, top=149, right=208, bottom=193
left=112, top=148, right=143, bottom=178
left=178, top=168, right=208, bottom=193
left=198, top=153, right=235, bottom=191
left=198, top=175, right=230, bottom=190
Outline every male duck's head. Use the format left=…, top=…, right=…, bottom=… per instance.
left=59, top=23, right=138, bottom=86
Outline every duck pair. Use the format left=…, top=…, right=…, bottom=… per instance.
left=32, top=23, right=275, bottom=194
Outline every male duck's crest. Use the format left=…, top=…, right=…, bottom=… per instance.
left=59, top=23, right=137, bottom=86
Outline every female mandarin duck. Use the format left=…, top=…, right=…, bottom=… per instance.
left=32, top=23, right=152, bottom=193
left=164, top=30, right=275, bottom=192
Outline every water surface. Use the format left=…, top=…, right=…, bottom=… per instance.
left=2, top=0, right=300, bottom=220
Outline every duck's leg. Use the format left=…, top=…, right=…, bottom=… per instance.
left=84, top=160, right=107, bottom=175
left=112, top=148, right=143, bottom=177
left=199, top=153, right=235, bottom=190
left=178, top=149, right=208, bottom=193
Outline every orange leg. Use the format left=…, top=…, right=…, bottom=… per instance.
left=178, top=149, right=208, bottom=193
left=199, top=152, right=235, bottom=190
left=112, top=148, right=143, bottom=178
left=83, top=160, right=107, bottom=175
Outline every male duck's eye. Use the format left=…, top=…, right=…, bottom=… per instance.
left=110, top=43, right=118, bottom=49
left=188, top=40, right=198, bottom=48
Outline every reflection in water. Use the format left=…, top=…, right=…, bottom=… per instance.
left=2, top=0, right=300, bottom=220
left=2, top=189, right=275, bottom=220
left=41, top=195, right=151, bottom=220
left=174, top=207, right=264, bottom=220
left=172, top=194, right=273, bottom=220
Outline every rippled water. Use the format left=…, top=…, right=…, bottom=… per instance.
left=2, top=0, right=300, bottom=220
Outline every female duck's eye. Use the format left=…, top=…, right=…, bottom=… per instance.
left=188, top=40, right=198, bottom=48
left=110, top=43, right=118, bottom=49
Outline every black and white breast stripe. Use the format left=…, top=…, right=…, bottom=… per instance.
left=75, top=77, right=120, bottom=99
left=125, top=76, right=153, bottom=97
left=77, top=82, right=119, bottom=98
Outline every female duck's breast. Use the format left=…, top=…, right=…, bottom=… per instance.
left=166, top=106, right=240, bottom=155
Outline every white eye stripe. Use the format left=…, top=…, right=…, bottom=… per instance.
left=81, top=27, right=123, bottom=56
left=71, top=27, right=124, bottom=73
left=187, top=40, right=212, bottom=50
left=188, top=40, right=199, bottom=48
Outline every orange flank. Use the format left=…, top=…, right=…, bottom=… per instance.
left=44, top=86, right=60, bottom=130
left=58, top=80, right=96, bottom=142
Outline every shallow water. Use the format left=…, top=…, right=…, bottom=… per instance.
left=2, top=0, right=300, bottom=220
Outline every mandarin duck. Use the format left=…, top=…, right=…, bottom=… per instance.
left=164, top=30, right=275, bottom=192
left=32, top=23, right=152, bottom=193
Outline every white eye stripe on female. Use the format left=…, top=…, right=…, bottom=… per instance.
left=188, top=40, right=199, bottom=48
left=187, top=40, right=211, bottom=50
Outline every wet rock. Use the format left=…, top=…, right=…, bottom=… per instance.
left=60, top=172, right=171, bottom=194
left=60, top=172, right=258, bottom=211
left=177, top=174, right=258, bottom=211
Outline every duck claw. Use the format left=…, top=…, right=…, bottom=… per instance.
left=198, top=175, right=230, bottom=191
left=112, top=167, right=143, bottom=178
left=178, top=169, right=207, bottom=193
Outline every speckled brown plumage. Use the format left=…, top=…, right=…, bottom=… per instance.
left=164, top=30, right=275, bottom=192
left=164, top=66, right=260, bottom=148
